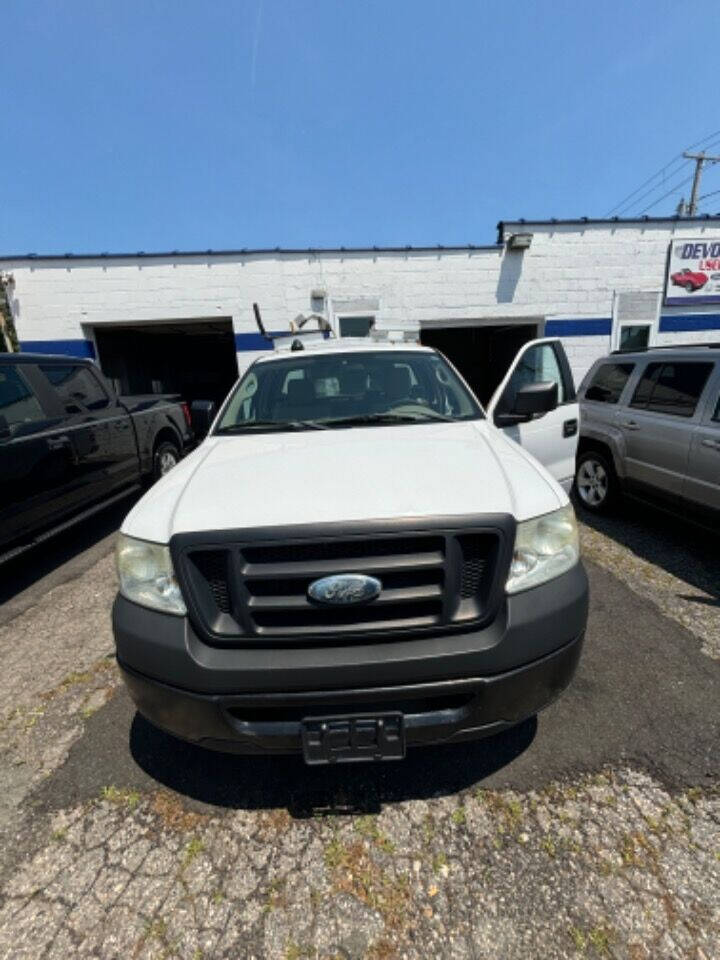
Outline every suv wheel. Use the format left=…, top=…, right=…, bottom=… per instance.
left=153, top=440, right=180, bottom=481
left=575, top=450, right=616, bottom=512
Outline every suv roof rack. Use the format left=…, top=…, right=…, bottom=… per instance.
left=611, top=342, right=720, bottom=354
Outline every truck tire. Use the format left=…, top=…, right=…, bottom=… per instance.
left=574, top=450, right=618, bottom=513
left=153, top=440, right=180, bottom=481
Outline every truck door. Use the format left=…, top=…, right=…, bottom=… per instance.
left=0, top=362, right=75, bottom=553
left=37, top=361, right=138, bottom=503
left=486, top=338, right=579, bottom=490
left=681, top=365, right=720, bottom=522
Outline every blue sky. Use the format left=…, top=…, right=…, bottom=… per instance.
left=3, top=0, right=720, bottom=254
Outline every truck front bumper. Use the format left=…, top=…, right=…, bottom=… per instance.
left=113, top=562, right=588, bottom=755
left=119, top=635, right=582, bottom=754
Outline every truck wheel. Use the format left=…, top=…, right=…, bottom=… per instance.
left=153, top=440, right=180, bottom=480
left=575, top=450, right=617, bottom=513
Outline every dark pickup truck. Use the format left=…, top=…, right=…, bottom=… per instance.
left=0, top=353, right=194, bottom=563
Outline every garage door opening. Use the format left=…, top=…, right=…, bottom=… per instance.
left=92, top=320, right=238, bottom=408
left=420, top=324, right=539, bottom=406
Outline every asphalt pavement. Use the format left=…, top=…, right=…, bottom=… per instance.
left=0, top=501, right=717, bottom=959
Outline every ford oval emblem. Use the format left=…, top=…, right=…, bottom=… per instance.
left=307, top=573, right=382, bottom=606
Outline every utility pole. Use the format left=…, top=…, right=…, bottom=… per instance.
left=683, top=151, right=720, bottom=215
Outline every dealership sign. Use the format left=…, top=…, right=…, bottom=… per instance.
left=665, top=238, right=720, bottom=305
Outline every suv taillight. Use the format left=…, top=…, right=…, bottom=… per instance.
left=181, top=402, right=191, bottom=428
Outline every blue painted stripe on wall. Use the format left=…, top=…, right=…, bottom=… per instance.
left=234, top=331, right=290, bottom=351
left=659, top=313, right=720, bottom=332
left=544, top=318, right=612, bottom=337
left=20, top=318, right=720, bottom=360
left=20, top=339, right=96, bottom=358
left=546, top=314, right=720, bottom=336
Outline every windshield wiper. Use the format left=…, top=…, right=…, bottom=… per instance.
left=216, top=419, right=329, bottom=434
left=216, top=412, right=457, bottom=434
left=319, top=411, right=455, bottom=428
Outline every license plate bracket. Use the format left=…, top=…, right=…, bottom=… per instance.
left=301, top=713, right=405, bottom=765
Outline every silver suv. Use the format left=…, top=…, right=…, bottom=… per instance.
left=575, top=344, right=720, bottom=528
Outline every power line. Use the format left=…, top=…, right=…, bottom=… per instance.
left=618, top=139, right=720, bottom=217
left=637, top=172, right=695, bottom=215
left=686, top=127, right=720, bottom=152
left=613, top=159, right=692, bottom=217
left=695, top=163, right=720, bottom=203
left=696, top=183, right=720, bottom=213
left=607, top=157, right=688, bottom=216
left=684, top=151, right=720, bottom=215
left=616, top=134, right=720, bottom=216
left=605, top=128, right=720, bottom=216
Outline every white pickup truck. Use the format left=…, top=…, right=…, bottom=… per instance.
left=113, top=333, right=588, bottom=765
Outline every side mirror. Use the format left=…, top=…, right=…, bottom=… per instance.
left=495, top=381, right=558, bottom=426
left=190, top=400, right=217, bottom=438
left=514, top=381, right=558, bottom=416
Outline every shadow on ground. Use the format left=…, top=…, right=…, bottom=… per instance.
left=575, top=495, right=720, bottom=606
left=128, top=713, right=537, bottom=817
left=27, top=562, right=720, bottom=824
left=0, top=491, right=140, bottom=614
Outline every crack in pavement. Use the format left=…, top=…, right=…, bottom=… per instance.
left=0, top=769, right=718, bottom=959
left=0, top=515, right=717, bottom=958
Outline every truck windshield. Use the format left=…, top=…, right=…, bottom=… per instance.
left=215, top=349, right=483, bottom=433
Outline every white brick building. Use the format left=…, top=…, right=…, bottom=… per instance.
left=3, top=215, right=720, bottom=404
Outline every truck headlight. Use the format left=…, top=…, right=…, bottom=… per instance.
left=116, top=534, right=187, bottom=615
left=506, top=504, right=579, bottom=594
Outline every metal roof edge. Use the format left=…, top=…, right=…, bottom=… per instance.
left=0, top=243, right=503, bottom=264
left=9, top=212, right=720, bottom=263
left=497, top=213, right=720, bottom=242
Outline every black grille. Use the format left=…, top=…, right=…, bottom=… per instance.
left=240, top=534, right=446, bottom=636
left=458, top=535, right=489, bottom=599
left=175, top=523, right=506, bottom=644
left=242, top=536, right=441, bottom=565
left=252, top=600, right=443, bottom=632
left=245, top=567, right=440, bottom=597
left=189, top=551, right=231, bottom=613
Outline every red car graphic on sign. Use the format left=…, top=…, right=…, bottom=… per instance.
left=670, top=268, right=708, bottom=292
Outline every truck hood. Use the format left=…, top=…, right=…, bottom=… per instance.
left=121, top=421, right=566, bottom=543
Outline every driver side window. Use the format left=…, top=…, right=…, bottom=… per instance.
left=223, top=371, right=259, bottom=423
left=499, top=343, right=565, bottom=413
left=238, top=372, right=258, bottom=419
